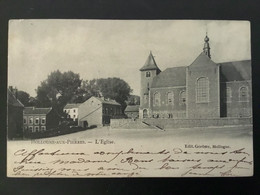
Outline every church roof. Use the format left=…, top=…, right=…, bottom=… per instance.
left=219, top=60, right=251, bottom=82
left=140, top=52, right=161, bottom=71
left=151, top=66, right=186, bottom=88
left=189, top=52, right=217, bottom=68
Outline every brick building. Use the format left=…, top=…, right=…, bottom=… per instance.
left=139, top=35, right=252, bottom=119
left=78, top=96, right=122, bottom=128
left=23, top=107, right=60, bottom=133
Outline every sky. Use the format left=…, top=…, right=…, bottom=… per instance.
left=8, top=20, right=251, bottom=97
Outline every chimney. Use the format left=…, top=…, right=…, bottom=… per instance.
left=14, top=87, right=18, bottom=99
left=9, top=86, right=13, bottom=93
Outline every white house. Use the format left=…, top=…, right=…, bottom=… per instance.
left=63, top=103, right=81, bottom=121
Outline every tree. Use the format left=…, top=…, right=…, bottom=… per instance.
left=70, top=79, right=99, bottom=103
left=8, top=86, right=34, bottom=107
left=36, top=70, right=82, bottom=114
left=16, top=90, right=30, bottom=106
left=73, top=77, right=132, bottom=110
left=97, top=78, right=132, bottom=109
left=127, top=95, right=140, bottom=105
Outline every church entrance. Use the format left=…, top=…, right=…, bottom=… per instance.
left=143, top=109, right=148, bottom=118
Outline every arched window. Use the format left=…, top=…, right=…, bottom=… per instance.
left=146, top=71, right=151, bottom=77
left=196, top=77, right=209, bottom=103
left=167, top=92, right=174, bottom=105
left=225, top=87, right=232, bottom=103
left=179, top=91, right=186, bottom=105
left=239, top=86, right=249, bottom=102
left=154, top=92, right=160, bottom=106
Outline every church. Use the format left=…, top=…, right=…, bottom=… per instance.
left=139, top=35, right=252, bottom=119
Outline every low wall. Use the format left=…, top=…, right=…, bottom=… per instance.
left=110, top=117, right=252, bottom=130
left=110, top=119, right=148, bottom=129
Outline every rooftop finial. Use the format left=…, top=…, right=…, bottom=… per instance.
left=203, top=32, right=211, bottom=58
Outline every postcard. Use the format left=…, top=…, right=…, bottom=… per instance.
left=7, top=20, right=253, bottom=177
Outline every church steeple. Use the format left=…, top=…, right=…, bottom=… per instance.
left=203, top=33, right=211, bottom=58
left=140, top=51, right=161, bottom=73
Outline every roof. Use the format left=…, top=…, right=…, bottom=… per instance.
left=140, top=52, right=161, bottom=72
left=219, top=60, right=251, bottom=82
left=125, top=105, right=140, bottom=112
left=189, top=52, right=218, bottom=68
left=151, top=66, right=186, bottom=88
left=95, top=97, right=121, bottom=106
left=64, top=103, right=81, bottom=109
left=24, top=107, right=52, bottom=115
left=7, top=89, right=24, bottom=107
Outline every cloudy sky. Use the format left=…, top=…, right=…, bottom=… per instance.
left=8, top=20, right=251, bottom=97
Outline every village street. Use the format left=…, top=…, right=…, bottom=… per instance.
left=39, top=125, right=253, bottom=143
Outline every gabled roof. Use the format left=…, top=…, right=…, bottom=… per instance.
left=219, top=60, right=251, bottom=82
left=7, top=89, right=24, bottom=107
left=125, top=105, right=140, bottom=112
left=64, top=103, right=81, bottom=109
left=189, top=52, right=218, bottom=68
left=151, top=66, right=186, bottom=88
left=95, top=97, right=121, bottom=106
left=140, top=52, right=161, bottom=72
left=24, top=107, right=52, bottom=115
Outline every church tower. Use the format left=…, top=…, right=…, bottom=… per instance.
left=186, top=33, right=220, bottom=119
left=139, top=51, right=161, bottom=118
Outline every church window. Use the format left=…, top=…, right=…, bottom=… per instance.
left=144, top=94, right=148, bottom=104
left=225, top=87, right=232, bottom=103
left=146, top=72, right=151, bottom=77
left=167, top=92, right=174, bottom=105
left=179, top=91, right=186, bottom=105
left=196, top=77, right=209, bottom=103
left=154, top=92, right=160, bottom=106
left=239, top=86, right=249, bottom=102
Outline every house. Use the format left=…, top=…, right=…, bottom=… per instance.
left=23, top=107, right=60, bottom=133
left=78, top=96, right=122, bottom=128
left=7, top=89, right=24, bottom=139
left=139, top=34, right=252, bottom=119
left=125, top=105, right=140, bottom=119
left=63, top=103, right=80, bottom=121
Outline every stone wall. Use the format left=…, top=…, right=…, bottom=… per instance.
left=110, top=117, right=252, bottom=130
left=187, top=65, right=220, bottom=118
left=220, top=81, right=252, bottom=117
